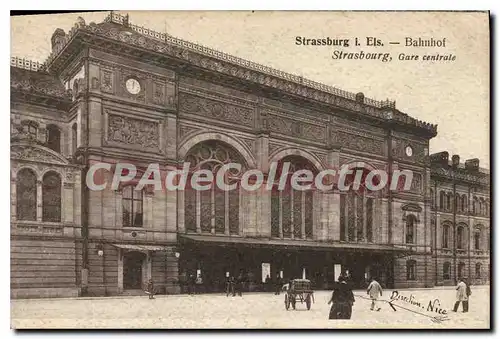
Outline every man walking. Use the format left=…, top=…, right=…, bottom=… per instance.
left=367, top=277, right=383, bottom=311
left=453, top=277, right=470, bottom=312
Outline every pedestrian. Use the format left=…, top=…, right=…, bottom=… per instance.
left=367, top=277, right=383, bottom=311
left=226, top=275, right=235, bottom=297
left=328, top=276, right=355, bottom=319
left=236, top=272, right=244, bottom=296
left=195, top=273, right=203, bottom=294
left=188, top=273, right=195, bottom=295
left=265, top=275, right=271, bottom=292
left=274, top=273, right=282, bottom=295
left=453, top=277, right=470, bottom=313
left=146, top=278, right=155, bottom=299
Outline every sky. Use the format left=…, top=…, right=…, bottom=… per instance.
left=10, top=11, right=490, bottom=168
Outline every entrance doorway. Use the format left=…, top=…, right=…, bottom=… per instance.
left=123, top=251, right=146, bottom=290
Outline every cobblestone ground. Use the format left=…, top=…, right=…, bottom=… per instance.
left=11, top=286, right=489, bottom=329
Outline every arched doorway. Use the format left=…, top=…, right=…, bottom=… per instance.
left=123, top=251, right=146, bottom=290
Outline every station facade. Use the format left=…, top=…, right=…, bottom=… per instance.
left=10, top=12, right=490, bottom=298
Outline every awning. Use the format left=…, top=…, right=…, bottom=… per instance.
left=112, top=244, right=168, bottom=251
left=179, top=234, right=410, bottom=253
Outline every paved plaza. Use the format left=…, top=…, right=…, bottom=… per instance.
left=11, top=286, right=489, bottom=329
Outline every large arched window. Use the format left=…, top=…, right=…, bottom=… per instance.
left=46, top=125, right=61, bottom=153
left=42, top=171, right=61, bottom=222
left=16, top=168, right=37, bottom=221
left=406, top=260, right=416, bottom=280
left=184, top=141, right=245, bottom=235
left=122, top=185, right=143, bottom=227
left=457, top=226, right=465, bottom=250
left=271, top=156, right=315, bottom=239
left=405, top=214, right=416, bottom=244
left=442, top=223, right=450, bottom=249
left=443, top=262, right=451, bottom=280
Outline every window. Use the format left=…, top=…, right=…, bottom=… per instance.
left=446, top=193, right=451, bottom=211
left=475, top=263, right=481, bottom=279
left=122, top=186, right=143, bottom=227
left=443, top=262, right=451, bottom=280
left=455, top=194, right=460, bottom=212
left=184, top=141, right=244, bottom=235
left=439, top=191, right=445, bottom=210
left=458, top=262, right=465, bottom=279
left=442, top=224, right=450, bottom=248
left=430, top=189, right=435, bottom=209
left=457, top=226, right=464, bottom=250
left=406, top=214, right=416, bottom=244
left=474, top=230, right=481, bottom=250
left=270, top=156, right=315, bottom=239
left=46, top=125, right=61, bottom=153
left=406, top=260, right=416, bottom=280
left=461, top=195, right=467, bottom=213
left=473, top=197, right=478, bottom=214
left=42, top=172, right=61, bottom=222
left=22, top=121, right=38, bottom=139
left=72, top=123, right=78, bottom=155
left=16, top=168, right=37, bottom=221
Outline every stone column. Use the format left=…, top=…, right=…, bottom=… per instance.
left=117, top=248, right=123, bottom=294
left=36, top=180, right=42, bottom=222
left=11, top=177, right=16, bottom=222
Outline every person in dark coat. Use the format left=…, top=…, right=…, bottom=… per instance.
left=236, top=272, right=244, bottom=296
left=328, top=276, right=355, bottom=319
left=226, top=275, right=235, bottom=297
left=146, top=278, right=155, bottom=299
left=274, top=274, right=282, bottom=295
left=188, top=273, right=195, bottom=295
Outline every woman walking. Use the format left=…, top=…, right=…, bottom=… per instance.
left=328, top=276, right=355, bottom=319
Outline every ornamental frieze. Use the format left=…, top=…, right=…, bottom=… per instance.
left=107, top=114, right=160, bottom=149
left=11, top=144, right=68, bottom=165
left=267, top=112, right=325, bottom=142
left=179, top=76, right=258, bottom=102
left=178, top=93, right=254, bottom=127
left=335, top=131, right=385, bottom=155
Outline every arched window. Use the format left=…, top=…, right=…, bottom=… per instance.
left=42, top=171, right=61, bottom=222
left=442, top=223, right=450, bottom=249
left=474, top=229, right=481, bottom=250
left=457, top=226, right=465, bottom=250
left=406, top=260, right=416, bottom=280
left=430, top=189, right=435, bottom=209
left=405, top=214, right=416, bottom=244
left=446, top=193, right=451, bottom=211
left=72, top=123, right=78, bottom=155
left=122, top=185, right=143, bottom=227
left=16, top=168, right=37, bottom=220
left=485, top=199, right=489, bottom=216
left=271, top=156, right=315, bottom=239
left=479, top=198, right=485, bottom=215
left=443, top=262, right=451, bottom=280
left=46, top=124, right=61, bottom=153
left=461, top=195, right=467, bottom=213
left=439, top=191, right=445, bottom=210
left=473, top=197, right=478, bottom=214
left=455, top=193, right=460, bottom=212
left=184, top=141, right=245, bottom=235
left=458, top=262, right=466, bottom=279
left=475, top=263, right=481, bottom=279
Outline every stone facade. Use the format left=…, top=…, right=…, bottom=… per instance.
left=10, top=12, right=490, bottom=298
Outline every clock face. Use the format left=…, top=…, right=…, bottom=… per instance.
left=125, top=78, right=141, bottom=95
left=405, top=146, right=413, bottom=157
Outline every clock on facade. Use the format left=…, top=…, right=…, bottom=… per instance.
left=405, top=146, right=413, bottom=157
left=125, top=78, right=141, bottom=95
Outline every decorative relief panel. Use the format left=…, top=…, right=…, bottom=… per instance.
left=165, top=81, right=177, bottom=108
left=410, top=173, right=422, bottom=193
left=11, top=144, right=67, bottom=165
left=153, top=81, right=166, bottom=105
left=268, top=142, right=283, bottom=156
left=179, top=76, right=258, bottom=102
left=178, top=93, right=254, bottom=127
left=266, top=112, right=325, bottom=142
left=178, top=124, right=202, bottom=141
left=100, top=67, right=114, bottom=93
left=107, top=113, right=160, bottom=149
left=334, top=131, right=385, bottom=155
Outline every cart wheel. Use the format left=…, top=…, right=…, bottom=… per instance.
left=285, top=294, right=290, bottom=310
left=306, top=295, right=311, bottom=310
